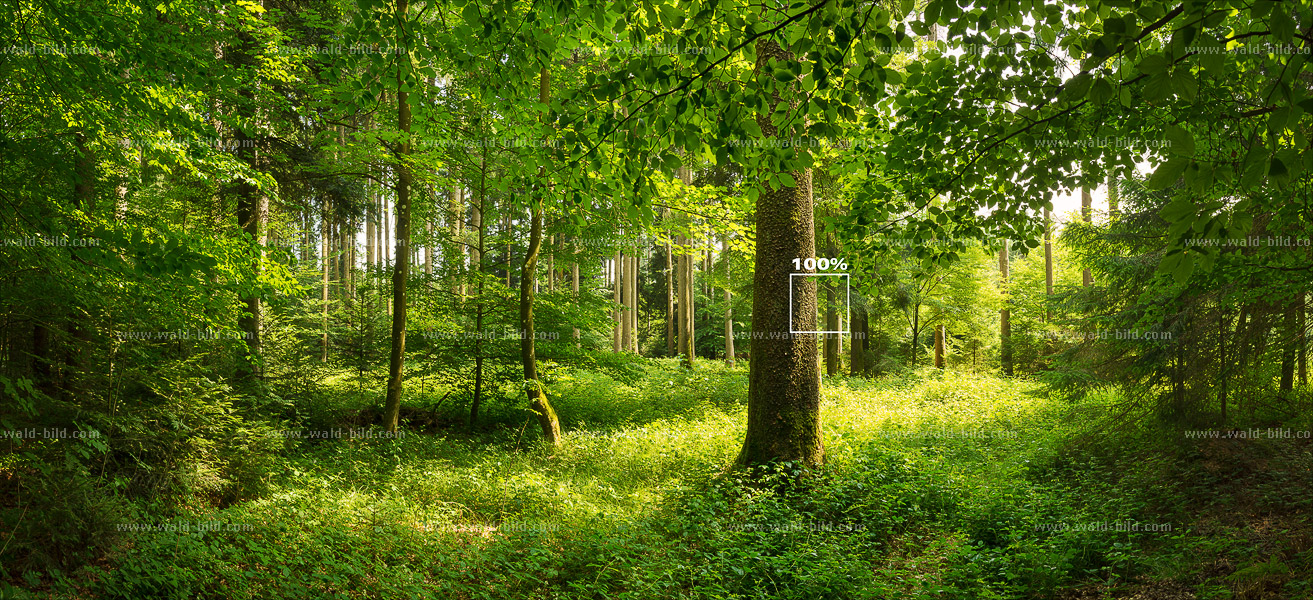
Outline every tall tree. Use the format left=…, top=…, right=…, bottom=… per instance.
left=999, top=240, right=1012, bottom=377
left=736, top=38, right=822, bottom=468
left=381, top=0, right=413, bottom=432
left=521, top=65, right=561, bottom=446
left=724, top=235, right=734, bottom=367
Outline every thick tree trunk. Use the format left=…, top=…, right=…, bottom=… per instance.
left=1000, top=240, right=1012, bottom=376
left=737, top=38, right=822, bottom=468
left=382, top=7, right=413, bottom=432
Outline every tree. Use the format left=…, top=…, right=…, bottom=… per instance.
left=382, top=0, right=413, bottom=433
left=736, top=38, right=823, bottom=468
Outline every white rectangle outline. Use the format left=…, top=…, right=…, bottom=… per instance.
left=788, top=273, right=850, bottom=334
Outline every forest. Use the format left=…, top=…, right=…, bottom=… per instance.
left=2, top=0, right=1312, bottom=597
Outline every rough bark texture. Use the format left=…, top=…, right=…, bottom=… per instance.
left=382, top=8, right=412, bottom=432
left=736, top=38, right=823, bottom=468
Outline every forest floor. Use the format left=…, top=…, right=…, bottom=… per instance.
left=11, top=361, right=1313, bottom=599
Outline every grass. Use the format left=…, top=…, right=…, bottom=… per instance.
left=7, top=361, right=1311, bottom=599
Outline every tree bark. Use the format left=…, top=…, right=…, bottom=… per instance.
left=1044, top=207, right=1053, bottom=323
left=934, top=325, right=945, bottom=369
left=724, top=235, right=734, bottom=366
left=1081, top=185, right=1092, bottom=287
left=470, top=153, right=487, bottom=429
left=665, top=210, right=675, bottom=357
left=382, top=3, right=413, bottom=432
left=522, top=66, right=562, bottom=446
left=849, top=302, right=865, bottom=376
left=628, top=251, right=639, bottom=353
left=736, top=38, right=822, bottom=468
left=1280, top=297, right=1297, bottom=400
left=613, top=251, right=623, bottom=352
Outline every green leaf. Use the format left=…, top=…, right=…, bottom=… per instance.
left=1164, top=124, right=1195, bottom=156
left=1147, top=156, right=1189, bottom=189
left=1172, top=70, right=1198, bottom=102
left=1138, top=53, right=1170, bottom=75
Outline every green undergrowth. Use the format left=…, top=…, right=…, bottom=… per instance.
left=8, top=364, right=1310, bottom=599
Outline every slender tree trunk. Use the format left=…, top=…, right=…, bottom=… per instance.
left=1000, top=240, right=1012, bottom=377
left=849, top=303, right=865, bottom=376
left=522, top=66, right=562, bottom=446
left=628, top=251, right=639, bottom=353
left=665, top=210, right=675, bottom=357
left=382, top=5, right=413, bottom=433
left=321, top=199, right=330, bottom=362
left=447, top=185, right=463, bottom=295
left=1219, top=304, right=1228, bottom=426
left=724, top=235, right=734, bottom=366
left=1299, top=296, right=1308, bottom=386
left=1107, top=175, right=1119, bottom=218
left=1081, top=185, right=1092, bottom=287
left=572, top=239, right=580, bottom=347
left=470, top=154, right=487, bottom=429
left=1280, top=297, right=1297, bottom=400
left=824, top=238, right=839, bottom=375
left=1044, top=207, right=1053, bottom=323
left=613, top=251, right=623, bottom=352
left=934, top=325, right=945, bottom=369
left=737, top=38, right=822, bottom=468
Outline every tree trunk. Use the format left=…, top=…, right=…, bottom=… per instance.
left=665, top=210, right=675, bottom=357
left=382, top=6, right=413, bottom=432
left=737, top=38, right=822, bottom=468
left=1280, top=297, right=1297, bottom=400
left=1107, top=174, right=1119, bottom=218
left=849, top=303, right=865, bottom=376
left=521, top=66, right=562, bottom=445
left=1044, top=207, right=1053, bottom=323
left=321, top=198, right=330, bottom=362
left=613, top=251, right=623, bottom=352
left=1081, top=185, right=1092, bottom=287
left=724, top=235, right=734, bottom=366
left=628, top=251, right=639, bottom=353
left=470, top=154, right=487, bottom=429
left=1000, top=240, right=1012, bottom=376
left=934, top=325, right=945, bottom=369
left=1299, top=296, right=1308, bottom=386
